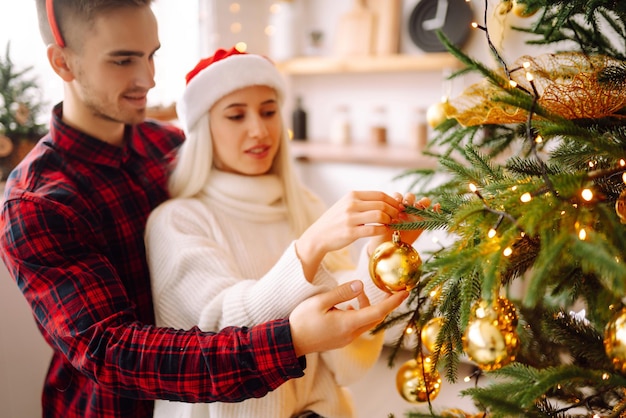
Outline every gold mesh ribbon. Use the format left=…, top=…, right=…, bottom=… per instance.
left=444, top=52, right=626, bottom=126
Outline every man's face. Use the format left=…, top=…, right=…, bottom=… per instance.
left=66, top=6, right=160, bottom=127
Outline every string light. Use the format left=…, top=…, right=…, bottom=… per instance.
left=520, top=192, right=532, bottom=203
left=488, top=228, right=497, bottom=238
left=578, top=228, right=587, bottom=240
left=509, top=80, right=518, bottom=88
left=405, top=326, right=414, bottom=335
left=230, top=22, right=242, bottom=34
left=581, top=188, right=593, bottom=201
left=503, top=247, right=513, bottom=257
left=234, top=42, right=247, bottom=52
left=620, top=159, right=625, bottom=167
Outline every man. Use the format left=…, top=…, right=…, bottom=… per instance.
left=0, top=1, right=408, bottom=417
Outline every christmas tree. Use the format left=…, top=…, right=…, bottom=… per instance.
left=375, top=0, right=626, bottom=416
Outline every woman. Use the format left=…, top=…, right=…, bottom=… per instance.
left=145, top=47, right=429, bottom=418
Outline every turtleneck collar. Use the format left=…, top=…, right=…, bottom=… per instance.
left=200, top=170, right=287, bottom=221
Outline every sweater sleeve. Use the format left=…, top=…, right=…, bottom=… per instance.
left=146, top=200, right=336, bottom=333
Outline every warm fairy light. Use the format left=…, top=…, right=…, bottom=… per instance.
left=622, top=172, right=626, bottom=184
left=588, top=161, right=596, bottom=168
left=229, top=3, right=241, bottom=13
left=269, top=3, right=281, bottom=14
left=230, top=22, right=242, bottom=33
left=561, top=210, right=566, bottom=215
left=464, top=375, right=471, bottom=382
left=526, top=71, right=534, bottom=82
left=509, top=80, right=518, bottom=88
left=523, top=61, right=531, bottom=69
left=578, top=228, right=587, bottom=240
left=469, top=183, right=477, bottom=192
left=511, top=186, right=518, bottom=191
left=488, top=228, right=497, bottom=238
left=602, top=372, right=610, bottom=380
left=235, top=42, right=247, bottom=52
left=557, top=384, right=562, bottom=390
left=520, top=232, right=525, bottom=237
left=405, top=326, right=414, bottom=335
left=581, top=188, right=593, bottom=201
left=520, top=192, right=532, bottom=203
left=535, top=135, right=543, bottom=144
left=429, top=287, right=440, bottom=298
left=620, top=159, right=626, bottom=166
left=471, top=22, right=478, bottom=28
left=503, top=247, right=513, bottom=257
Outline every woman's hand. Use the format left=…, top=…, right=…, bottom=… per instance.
left=295, top=191, right=404, bottom=279
left=366, top=193, right=434, bottom=256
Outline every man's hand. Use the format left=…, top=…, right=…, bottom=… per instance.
left=289, top=280, right=408, bottom=357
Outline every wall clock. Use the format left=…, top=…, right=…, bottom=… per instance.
left=408, top=0, right=474, bottom=53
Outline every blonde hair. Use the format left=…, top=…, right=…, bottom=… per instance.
left=167, top=105, right=354, bottom=271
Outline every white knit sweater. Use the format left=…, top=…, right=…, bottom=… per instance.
left=145, top=170, right=389, bottom=418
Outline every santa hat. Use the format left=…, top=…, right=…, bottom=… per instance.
left=176, top=47, right=286, bottom=133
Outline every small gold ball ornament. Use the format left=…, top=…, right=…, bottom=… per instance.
left=395, top=355, right=442, bottom=403
left=426, top=100, right=449, bottom=128
left=512, top=0, right=538, bottom=17
left=604, top=307, right=626, bottom=373
left=463, top=299, right=519, bottom=371
left=615, top=189, right=626, bottom=224
left=421, top=317, right=445, bottom=354
left=369, top=230, right=422, bottom=293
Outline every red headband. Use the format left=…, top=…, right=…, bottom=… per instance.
left=46, top=0, right=66, bottom=47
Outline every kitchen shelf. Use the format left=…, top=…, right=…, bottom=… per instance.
left=276, top=53, right=460, bottom=75
left=289, top=141, right=438, bottom=169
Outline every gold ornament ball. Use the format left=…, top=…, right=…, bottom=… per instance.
left=421, top=317, right=445, bottom=354
left=512, top=0, right=538, bottom=17
left=369, top=231, right=422, bottom=293
left=604, top=307, right=626, bottom=373
left=463, top=302, right=519, bottom=371
left=426, top=101, right=448, bottom=128
left=495, top=296, right=519, bottom=330
left=395, top=356, right=441, bottom=403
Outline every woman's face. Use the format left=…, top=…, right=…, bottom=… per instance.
left=209, top=85, right=282, bottom=175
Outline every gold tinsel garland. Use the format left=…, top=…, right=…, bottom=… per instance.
left=444, top=52, right=626, bottom=126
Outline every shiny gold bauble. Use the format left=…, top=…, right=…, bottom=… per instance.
left=426, top=100, right=449, bottom=128
left=512, top=0, right=538, bottom=17
left=395, top=356, right=442, bottom=403
left=494, top=296, right=519, bottom=330
left=604, top=307, right=626, bottom=373
left=616, top=189, right=626, bottom=224
left=421, top=317, right=445, bottom=354
left=463, top=300, right=519, bottom=371
left=369, top=231, right=422, bottom=293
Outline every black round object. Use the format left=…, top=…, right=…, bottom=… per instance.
left=408, top=0, right=474, bottom=53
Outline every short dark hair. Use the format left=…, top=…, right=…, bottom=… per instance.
left=35, top=0, right=154, bottom=48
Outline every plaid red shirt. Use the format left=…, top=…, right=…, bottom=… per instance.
left=0, top=103, right=304, bottom=418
